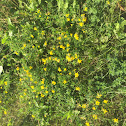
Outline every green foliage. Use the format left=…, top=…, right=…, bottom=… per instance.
left=0, top=0, right=125, bottom=126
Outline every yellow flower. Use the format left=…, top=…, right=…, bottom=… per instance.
left=96, top=93, right=102, bottom=98
left=57, top=59, right=60, bottom=63
left=57, top=37, right=62, bottom=40
left=102, top=108, right=108, bottom=114
left=75, top=53, right=78, bottom=59
left=4, top=91, right=7, bottom=93
left=0, top=100, right=1, bottom=103
left=69, top=72, right=71, bottom=75
left=52, top=81, right=56, bottom=85
left=83, top=17, right=87, bottom=22
left=32, top=90, right=36, bottom=92
left=79, top=22, right=84, bottom=27
left=66, top=14, right=69, bottom=17
left=45, top=91, right=48, bottom=93
left=58, top=67, right=62, bottom=72
left=41, top=30, right=45, bottom=35
left=71, top=56, right=75, bottom=60
left=24, top=92, right=26, bottom=95
left=70, top=33, right=73, bottom=37
left=30, top=78, right=33, bottom=81
left=78, top=18, right=81, bottom=21
left=50, top=51, right=53, bottom=55
left=31, top=35, right=34, bottom=38
left=82, top=104, right=86, bottom=108
left=107, top=1, right=110, bottom=5
left=113, top=118, right=118, bottom=123
left=34, top=27, right=37, bottom=31
left=60, top=45, right=63, bottom=49
left=41, top=94, right=45, bottom=97
left=75, top=72, right=79, bottom=78
left=21, top=47, right=24, bottom=49
left=42, top=59, right=46, bottom=64
left=103, top=100, right=108, bottom=104
left=74, top=34, right=79, bottom=40
left=84, top=7, right=88, bottom=11
left=37, top=9, right=40, bottom=13
left=4, top=111, right=7, bottom=115
left=4, top=81, right=7, bottom=85
left=41, top=86, right=44, bottom=89
left=67, top=18, right=70, bottom=21
left=52, top=90, right=55, bottom=93
left=3, top=56, right=6, bottom=58
left=36, top=95, right=38, bottom=98
left=39, top=15, right=41, bottom=17
left=74, top=33, right=79, bottom=40
left=44, top=41, right=47, bottom=46
left=23, top=44, right=26, bottom=47
left=47, top=12, right=50, bottom=15
left=70, top=24, right=73, bottom=26
left=85, top=121, right=90, bottom=126
left=32, top=45, right=35, bottom=48
left=29, top=66, right=32, bottom=69
left=64, top=68, right=67, bottom=71
left=78, top=59, right=82, bottom=63
left=63, top=80, right=67, bottom=84
left=15, top=52, right=18, bottom=55
left=31, top=86, right=34, bottom=89
left=66, top=56, right=71, bottom=62
left=82, top=29, right=85, bottom=33
left=66, top=43, right=70, bottom=47
left=92, top=107, right=96, bottom=110
left=64, top=35, right=67, bottom=38
left=34, top=81, right=37, bottom=84
left=95, top=100, right=100, bottom=105
left=67, top=48, right=70, bottom=52
left=32, top=115, right=35, bottom=118
left=81, top=14, right=85, bottom=17
left=75, top=87, right=80, bottom=91
left=44, top=68, right=47, bottom=71
left=49, top=56, right=51, bottom=60
left=41, top=79, right=45, bottom=84
left=24, top=89, right=27, bottom=92
left=93, top=114, right=98, bottom=119
left=16, top=67, right=19, bottom=71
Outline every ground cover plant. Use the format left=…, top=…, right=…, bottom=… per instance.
left=0, top=0, right=126, bottom=126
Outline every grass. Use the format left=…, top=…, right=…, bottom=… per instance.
left=0, top=0, right=126, bottom=126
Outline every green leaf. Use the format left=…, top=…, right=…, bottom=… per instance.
left=8, top=18, right=12, bottom=26
left=1, top=33, right=8, bottom=44
left=115, top=23, right=119, bottom=31
left=38, top=0, right=41, bottom=5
